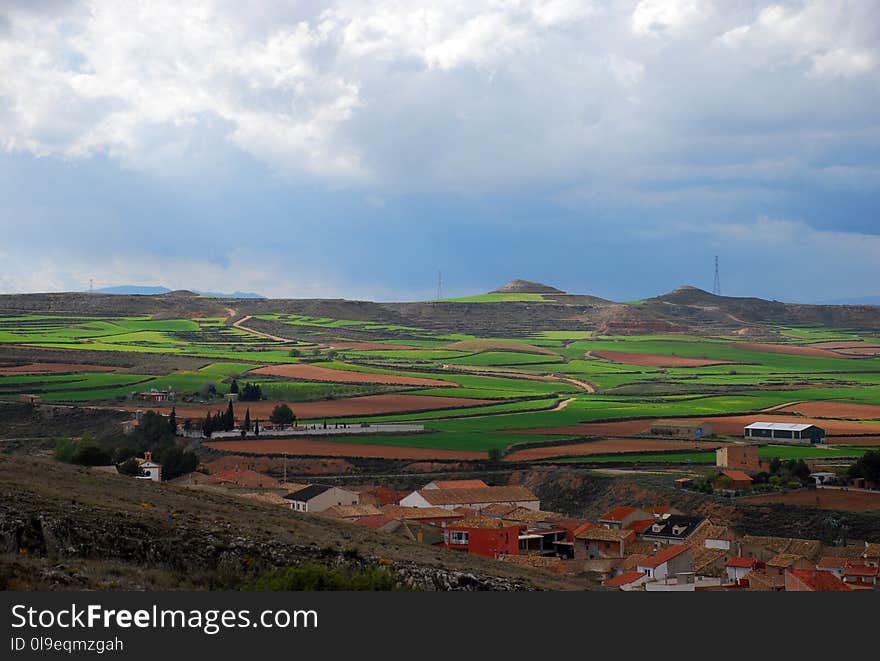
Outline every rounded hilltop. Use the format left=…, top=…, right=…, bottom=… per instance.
left=491, top=279, right=566, bottom=295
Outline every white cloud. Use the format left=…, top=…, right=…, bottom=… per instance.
left=631, top=0, right=708, bottom=37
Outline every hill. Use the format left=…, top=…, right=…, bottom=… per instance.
left=491, top=279, right=566, bottom=294
left=0, top=455, right=584, bottom=591
left=95, top=285, right=265, bottom=298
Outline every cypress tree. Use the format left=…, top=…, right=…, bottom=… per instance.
left=226, top=400, right=235, bottom=431
left=244, top=408, right=251, bottom=432
left=168, top=407, right=177, bottom=435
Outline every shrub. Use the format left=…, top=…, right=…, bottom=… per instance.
left=246, top=564, right=398, bottom=591
left=269, top=403, right=296, bottom=425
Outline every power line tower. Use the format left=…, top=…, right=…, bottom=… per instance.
left=712, top=256, right=722, bottom=296
left=89, top=278, right=94, bottom=294
left=436, top=270, right=443, bottom=300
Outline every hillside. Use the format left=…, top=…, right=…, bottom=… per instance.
left=0, top=456, right=587, bottom=591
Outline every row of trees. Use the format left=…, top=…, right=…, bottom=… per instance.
left=229, top=380, right=263, bottom=402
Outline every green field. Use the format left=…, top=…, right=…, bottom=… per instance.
left=2, top=311, right=880, bottom=455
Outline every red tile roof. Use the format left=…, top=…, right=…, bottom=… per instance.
left=816, top=556, right=849, bottom=569
left=788, top=569, right=852, bottom=592
left=639, top=544, right=690, bottom=569
left=721, top=470, right=753, bottom=482
left=430, top=479, right=489, bottom=489
left=843, top=563, right=879, bottom=578
left=605, top=571, right=645, bottom=587
left=353, top=515, right=394, bottom=529
left=727, top=557, right=759, bottom=569
left=599, top=506, right=640, bottom=522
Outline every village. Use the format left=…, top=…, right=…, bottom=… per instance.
left=146, top=457, right=877, bottom=592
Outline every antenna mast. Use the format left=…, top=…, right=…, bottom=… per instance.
left=712, top=256, right=721, bottom=296
left=89, top=278, right=94, bottom=294
left=436, top=270, right=443, bottom=300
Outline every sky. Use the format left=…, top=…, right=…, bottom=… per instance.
left=0, top=0, right=878, bottom=303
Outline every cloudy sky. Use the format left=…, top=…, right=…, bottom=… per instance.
left=1, top=0, right=878, bottom=302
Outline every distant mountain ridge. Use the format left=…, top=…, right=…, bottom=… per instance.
left=93, top=285, right=264, bottom=299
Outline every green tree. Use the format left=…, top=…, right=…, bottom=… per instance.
left=244, top=408, right=251, bottom=432
left=53, top=438, right=77, bottom=463
left=168, top=407, right=177, bottom=435
left=288, top=348, right=301, bottom=358
left=155, top=446, right=197, bottom=481
left=270, top=403, right=296, bottom=425
left=225, top=400, right=235, bottom=431
left=117, top=458, right=142, bottom=476
left=70, top=435, right=111, bottom=466
left=230, top=379, right=239, bottom=394
left=488, top=447, right=504, bottom=463
left=849, top=450, right=880, bottom=483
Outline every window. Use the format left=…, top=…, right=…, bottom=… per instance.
left=448, top=530, right=469, bottom=545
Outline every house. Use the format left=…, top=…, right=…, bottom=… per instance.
left=576, top=527, right=636, bottom=559
left=135, top=451, right=161, bottom=481
left=650, top=420, right=714, bottom=439
left=598, top=506, right=651, bottom=530
left=20, top=393, right=42, bottom=404
left=841, top=562, right=879, bottom=589
left=716, top=445, right=761, bottom=471
left=641, top=515, right=706, bottom=545
left=399, top=485, right=539, bottom=511
left=380, top=505, right=464, bottom=526
left=283, top=484, right=358, bottom=513
left=737, top=536, right=822, bottom=564
left=322, top=504, right=383, bottom=520
left=355, top=485, right=404, bottom=507
left=137, top=388, right=175, bottom=403
left=442, top=517, right=522, bottom=559
left=816, top=556, right=848, bottom=579
left=423, top=479, right=488, bottom=490
left=744, top=422, right=825, bottom=445
left=210, top=468, right=280, bottom=488
left=604, top=571, right=647, bottom=591
left=719, top=470, right=753, bottom=490
left=809, top=472, right=837, bottom=486
left=785, top=569, right=851, bottom=592
left=637, top=545, right=693, bottom=582
left=726, top=557, right=760, bottom=583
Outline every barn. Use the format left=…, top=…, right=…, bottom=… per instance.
left=744, top=422, right=825, bottom=445
left=650, top=419, right=714, bottom=439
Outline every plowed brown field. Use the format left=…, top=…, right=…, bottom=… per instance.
left=740, top=489, right=880, bottom=512
left=515, top=414, right=880, bottom=438
left=591, top=351, right=734, bottom=367
left=249, top=363, right=454, bottom=387
left=122, top=394, right=497, bottom=420
left=778, top=401, right=880, bottom=420
left=0, top=362, right=114, bottom=375
left=505, top=438, right=722, bottom=461
left=205, top=439, right=484, bottom=460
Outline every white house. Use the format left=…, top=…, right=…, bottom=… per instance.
left=283, top=484, right=359, bottom=513
left=399, top=485, right=539, bottom=511
left=135, top=451, right=162, bottom=482
left=637, top=545, right=693, bottom=582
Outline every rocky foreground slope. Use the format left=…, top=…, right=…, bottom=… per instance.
left=0, top=456, right=587, bottom=591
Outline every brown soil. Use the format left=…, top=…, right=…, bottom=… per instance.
left=591, top=351, right=733, bottom=367
left=328, top=341, right=419, bottom=351
left=121, top=394, right=498, bottom=420
left=203, top=455, right=356, bottom=475
left=516, top=414, right=880, bottom=438
left=0, top=362, right=115, bottom=375
left=740, top=489, right=880, bottom=512
left=506, top=438, right=722, bottom=461
left=777, top=401, right=880, bottom=420
left=249, top=363, right=455, bottom=387
left=205, top=439, right=485, bottom=460
left=441, top=340, right=557, bottom=355
left=736, top=342, right=849, bottom=358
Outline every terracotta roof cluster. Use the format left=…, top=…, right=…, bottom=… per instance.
left=211, top=469, right=280, bottom=488
left=742, top=535, right=822, bottom=561
left=721, top=470, right=753, bottom=482
left=501, top=555, right=562, bottom=571
left=599, top=506, right=644, bottom=522
left=626, top=519, right=654, bottom=534
left=353, top=514, right=395, bottom=529
left=448, top=516, right=519, bottom=530
left=693, top=547, right=728, bottom=576
left=816, top=556, right=849, bottom=570
left=381, top=505, right=463, bottom=521
left=414, top=485, right=538, bottom=506
left=605, top=571, right=646, bottom=587
left=577, top=527, right=635, bottom=542
left=638, top=544, right=690, bottom=569
left=727, top=557, right=759, bottom=569
left=787, top=569, right=851, bottom=592
left=322, top=504, right=383, bottom=519
left=429, top=479, right=489, bottom=489
left=767, top=553, right=804, bottom=569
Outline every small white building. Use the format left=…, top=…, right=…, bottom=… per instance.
left=283, top=484, right=359, bottom=513
left=136, top=451, right=162, bottom=482
left=744, top=422, right=825, bottom=445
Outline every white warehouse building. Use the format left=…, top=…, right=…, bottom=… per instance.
left=744, top=422, right=825, bottom=445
